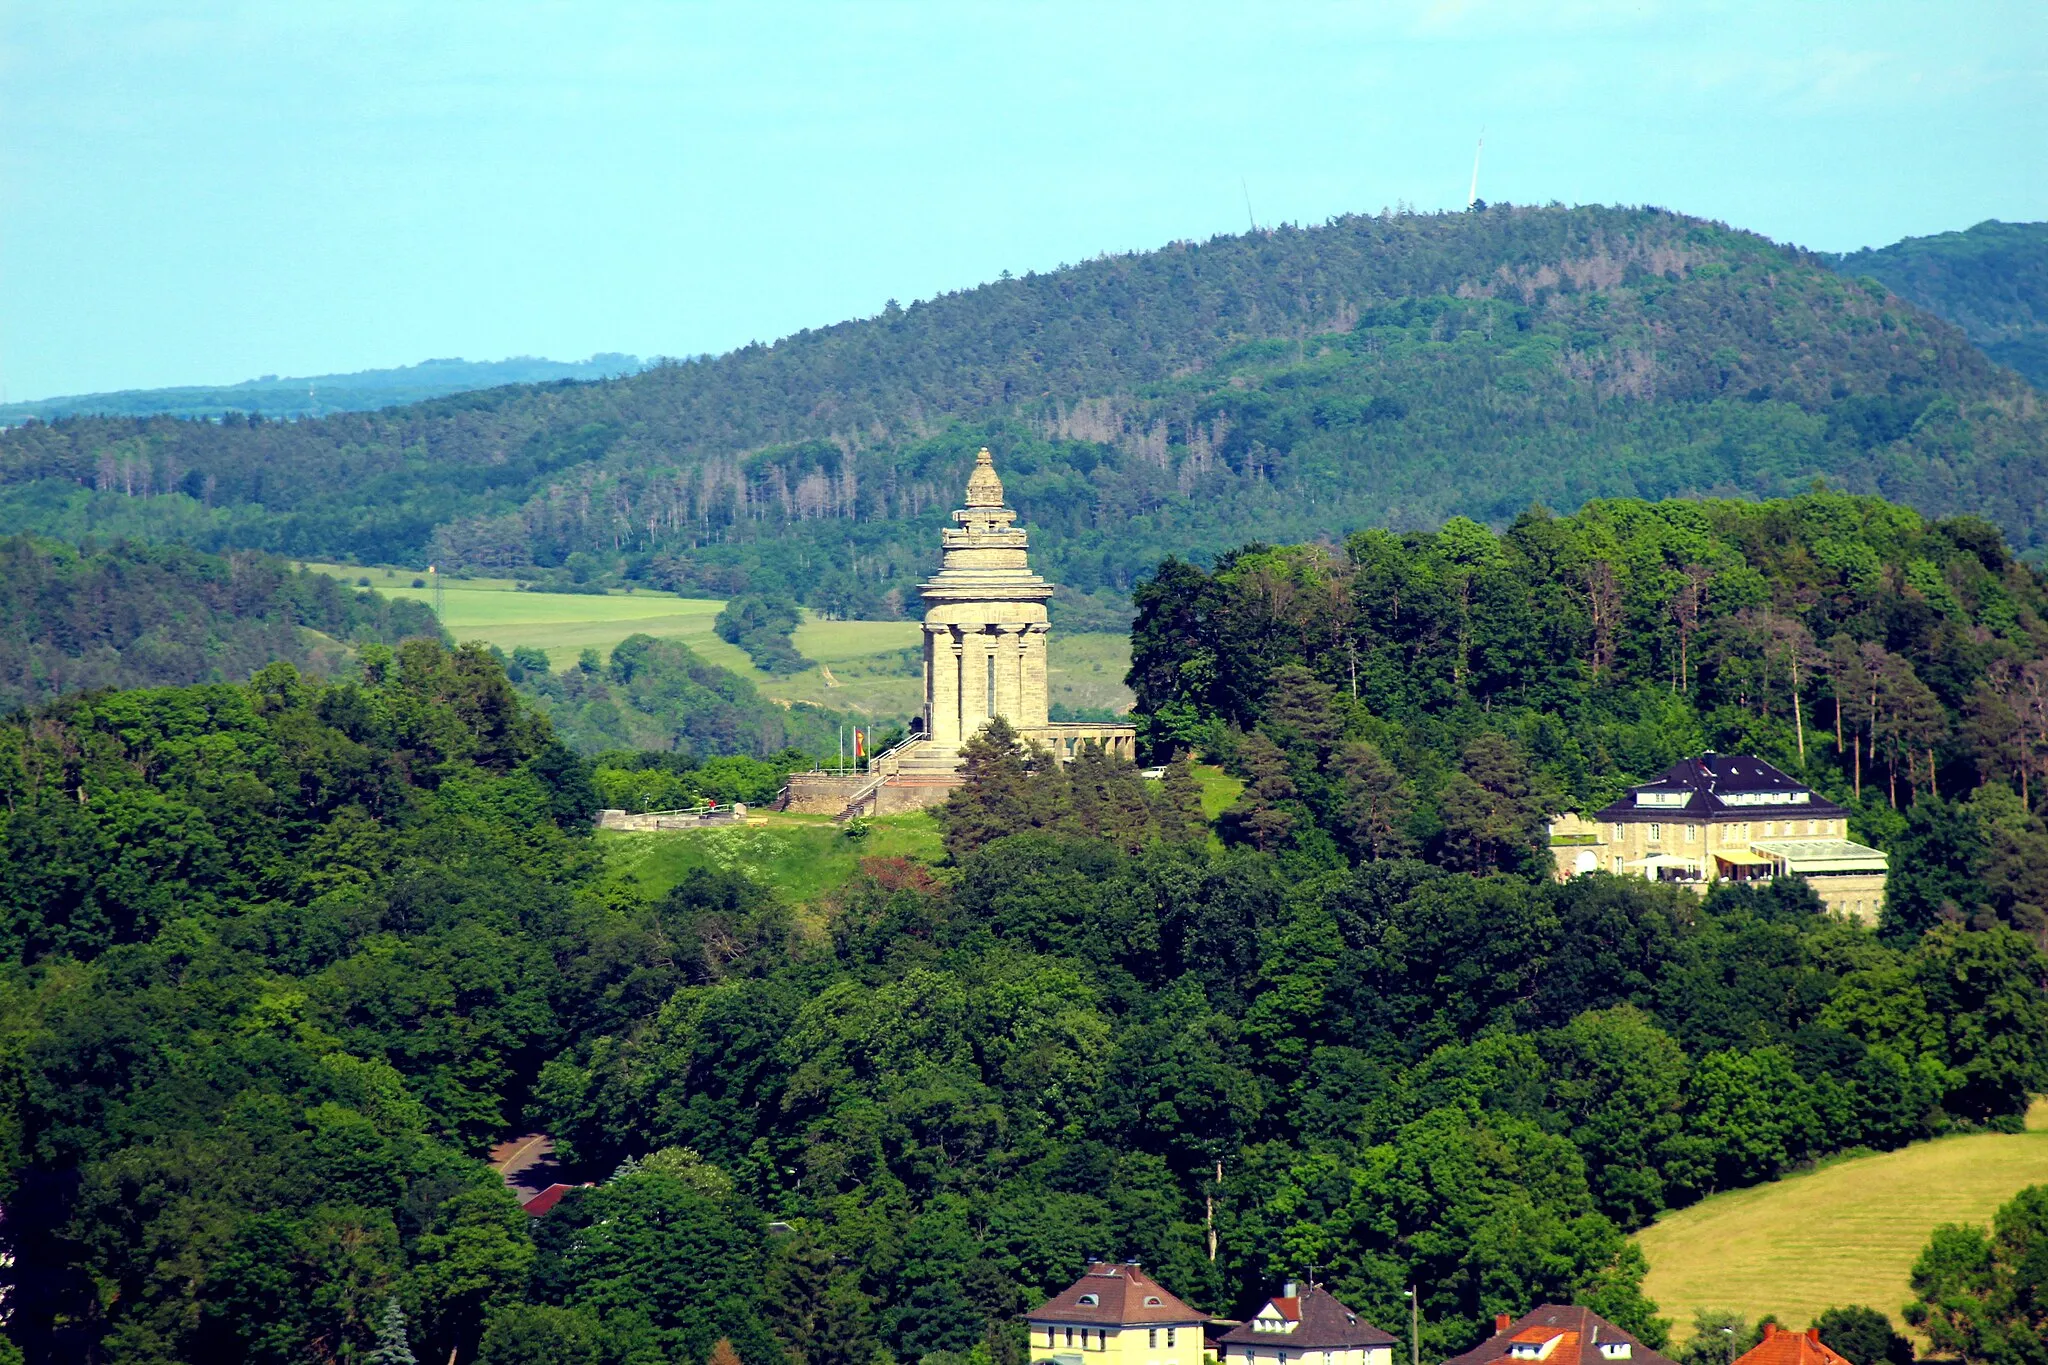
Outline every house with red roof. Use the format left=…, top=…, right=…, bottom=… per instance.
left=1218, top=1283, right=1397, bottom=1365
left=1729, top=1323, right=1854, bottom=1365
left=1442, top=1306, right=1676, bottom=1365
left=1028, top=1262, right=1208, bottom=1365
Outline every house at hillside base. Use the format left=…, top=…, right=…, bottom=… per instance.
left=1028, top=1262, right=1208, bottom=1365
left=781, top=447, right=1137, bottom=819
left=1730, top=1324, right=1856, bottom=1365
left=1548, top=754, right=1888, bottom=923
left=1217, top=1283, right=1397, bottom=1365
left=1442, top=1306, right=1675, bottom=1365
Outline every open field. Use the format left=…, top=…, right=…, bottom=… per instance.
left=1636, top=1099, right=2048, bottom=1342
left=599, top=810, right=944, bottom=911
left=1193, top=763, right=1244, bottom=819
left=300, top=562, right=1133, bottom=720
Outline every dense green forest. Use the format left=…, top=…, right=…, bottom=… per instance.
left=4, top=205, right=2045, bottom=629
left=0, top=355, right=645, bottom=424
left=0, top=534, right=444, bottom=711
left=516, top=633, right=849, bottom=759
left=1829, top=221, right=2048, bottom=389
left=1128, top=490, right=2048, bottom=939
left=2, top=492, right=2045, bottom=1365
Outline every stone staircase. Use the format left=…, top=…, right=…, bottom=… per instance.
left=833, top=739, right=965, bottom=821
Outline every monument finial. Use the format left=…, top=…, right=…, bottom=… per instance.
left=964, top=446, right=1005, bottom=508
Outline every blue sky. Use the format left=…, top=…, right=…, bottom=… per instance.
left=4, top=1, right=2044, bottom=400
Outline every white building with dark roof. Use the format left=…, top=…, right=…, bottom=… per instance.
left=1218, top=1284, right=1397, bottom=1365
left=1547, top=754, right=1888, bottom=922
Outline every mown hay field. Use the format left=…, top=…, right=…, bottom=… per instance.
left=1636, top=1099, right=2048, bottom=1343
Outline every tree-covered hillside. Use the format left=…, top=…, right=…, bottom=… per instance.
left=4, top=636, right=2044, bottom=1365
left=0, top=353, right=645, bottom=424
left=1828, top=221, right=2048, bottom=389
left=0, top=534, right=444, bottom=711
left=3, top=205, right=2044, bottom=623
left=516, top=633, right=851, bottom=759
left=1127, top=490, right=2048, bottom=940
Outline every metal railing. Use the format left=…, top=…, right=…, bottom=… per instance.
left=831, top=733, right=928, bottom=823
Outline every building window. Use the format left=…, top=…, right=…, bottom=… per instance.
left=1648, top=823, right=1661, bottom=842
left=1169, top=1330, right=1178, bottom=1348
left=1686, top=824, right=1697, bottom=842
left=986, top=654, right=996, bottom=717
left=1613, top=855, right=1623, bottom=874
left=1067, top=1329, right=1075, bottom=1347
left=1151, top=1331, right=1159, bottom=1349
left=1079, top=1296, right=1099, bottom=1307
left=1613, top=823, right=1623, bottom=842
left=1765, top=822, right=1775, bottom=836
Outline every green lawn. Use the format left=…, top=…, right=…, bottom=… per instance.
left=599, top=810, right=945, bottom=911
left=1635, top=1099, right=2048, bottom=1343
left=1194, top=763, right=1244, bottom=819
left=301, top=560, right=1133, bottom=723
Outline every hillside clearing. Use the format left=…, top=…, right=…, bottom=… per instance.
left=599, top=811, right=944, bottom=912
left=1636, top=1099, right=2048, bottom=1343
left=301, top=563, right=1132, bottom=719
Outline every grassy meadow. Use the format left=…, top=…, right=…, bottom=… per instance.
left=1635, top=1099, right=2048, bottom=1343
left=599, top=810, right=945, bottom=913
left=301, top=562, right=1134, bottom=720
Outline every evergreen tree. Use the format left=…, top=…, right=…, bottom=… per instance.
left=1158, top=751, right=1209, bottom=843
left=938, top=717, right=1054, bottom=856
left=368, top=1299, right=418, bottom=1365
left=1219, top=731, right=1300, bottom=852
left=1332, top=739, right=1416, bottom=861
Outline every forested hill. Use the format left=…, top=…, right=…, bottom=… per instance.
left=1827, top=220, right=2048, bottom=389
left=4, top=204, right=2045, bottom=619
left=0, top=534, right=444, bottom=710
left=6, top=589, right=2046, bottom=1364
left=0, top=353, right=645, bottom=423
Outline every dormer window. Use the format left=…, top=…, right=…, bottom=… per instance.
left=1600, top=1345, right=1632, bottom=1360
left=1146, top=1297, right=1163, bottom=1307
left=1079, top=1294, right=1099, bottom=1307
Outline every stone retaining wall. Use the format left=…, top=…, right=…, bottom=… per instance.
left=780, top=773, right=876, bottom=815
left=596, top=805, right=747, bottom=831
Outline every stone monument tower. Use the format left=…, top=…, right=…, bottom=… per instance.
left=918, top=447, right=1052, bottom=749
left=776, top=446, right=1134, bottom=818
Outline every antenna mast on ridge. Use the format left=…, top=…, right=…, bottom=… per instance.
left=1242, top=178, right=1258, bottom=233
left=1467, top=130, right=1486, bottom=209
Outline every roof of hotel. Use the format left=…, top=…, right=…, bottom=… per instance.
left=1028, top=1263, right=1207, bottom=1326
left=1220, top=1287, right=1397, bottom=1349
left=1593, top=754, right=1847, bottom=823
left=1441, top=1306, right=1677, bottom=1365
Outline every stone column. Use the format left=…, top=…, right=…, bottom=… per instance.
left=928, top=625, right=961, bottom=746
left=993, top=624, right=1024, bottom=725
left=1022, top=623, right=1051, bottom=729
left=956, top=627, right=989, bottom=740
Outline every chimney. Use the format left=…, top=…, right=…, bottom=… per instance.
left=1496, top=1315, right=1511, bottom=1333
left=1806, top=1330, right=1820, bottom=1344
left=1284, top=1282, right=1299, bottom=1299
left=1763, top=1325, right=1777, bottom=1341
